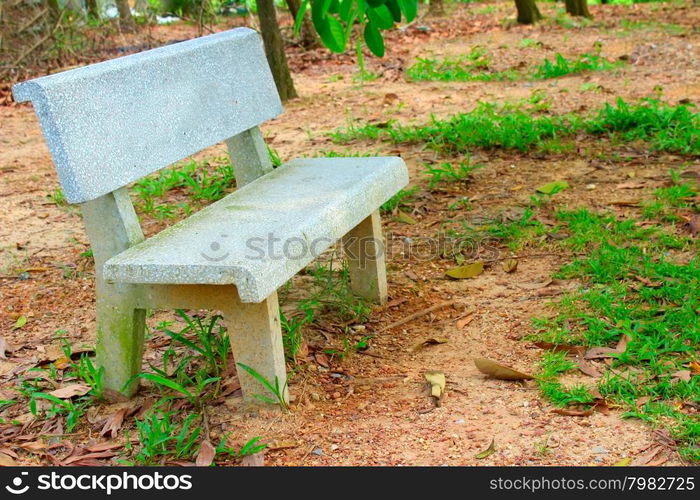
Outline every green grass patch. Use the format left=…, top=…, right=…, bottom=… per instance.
left=406, top=47, right=518, bottom=82
left=332, top=99, right=700, bottom=156
left=406, top=49, right=622, bottom=83
left=533, top=52, right=621, bottom=79
left=521, top=181, right=699, bottom=461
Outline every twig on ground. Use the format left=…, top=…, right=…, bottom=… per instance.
left=379, top=300, right=459, bottom=332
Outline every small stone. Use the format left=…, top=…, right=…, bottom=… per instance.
left=331, top=391, right=341, bottom=400
left=312, top=448, right=323, bottom=456
left=592, top=445, right=608, bottom=455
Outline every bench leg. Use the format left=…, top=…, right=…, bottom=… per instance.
left=222, top=291, right=288, bottom=404
left=96, top=287, right=146, bottom=400
left=342, top=210, right=388, bottom=305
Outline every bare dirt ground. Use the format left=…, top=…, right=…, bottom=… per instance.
left=1, top=1, right=698, bottom=465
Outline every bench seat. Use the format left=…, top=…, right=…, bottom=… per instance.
left=104, top=156, right=408, bottom=303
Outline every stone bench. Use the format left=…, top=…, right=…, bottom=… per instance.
left=13, top=28, right=408, bottom=403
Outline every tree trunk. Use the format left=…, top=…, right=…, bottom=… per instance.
left=515, top=0, right=542, bottom=24
left=428, top=0, right=445, bottom=16
left=285, top=0, right=319, bottom=49
left=64, top=0, right=84, bottom=13
left=257, top=0, right=297, bottom=101
left=565, top=0, right=592, bottom=18
left=86, top=0, right=99, bottom=18
left=47, top=0, right=61, bottom=19
left=116, top=0, right=136, bottom=32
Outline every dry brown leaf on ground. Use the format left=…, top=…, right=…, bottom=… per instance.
left=456, top=313, right=475, bottom=329
left=240, top=451, right=265, bottom=467
left=0, top=337, right=8, bottom=359
left=0, top=452, right=17, bottom=466
left=35, top=344, right=94, bottom=367
left=85, top=442, right=124, bottom=453
left=61, top=450, right=118, bottom=466
left=502, top=259, right=518, bottom=273
left=268, top=440, right=301, bottom=451
left=475, top=438, right=496, bottom=459
left=584, top=347, right=621, bottom=359
left=585, top=334, right=632, bottom=359
left=100, top=407, right=128, bottom=439
left=670, top=370, right=691, bottom=383
left=577, top=359, right=602, bottom=378
left=424, top=371, right=446, bottom=405
left=682, top=214, right=699, bottom=237
left=48, top=384, right=91, bottom=399
left=195, top=440, right=216, bottom=467
left=411, top=338, right=449, bottom=353
left=19, top=440, right=46, bottom=452
left=689, top=361, right=700, bottom=375
left=314, top=352, right=330, bottom=368
left=616, top=181, right=647, bottom=190
left=473, top=358, right=534, bottom=380
left=631, top=445, right=664, bottom=466
left=445, top=262, right=484, bottom=279
left=396, top=211, right=417, bottom=225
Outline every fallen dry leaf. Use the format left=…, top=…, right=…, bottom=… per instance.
left=689, top=361, right=700, bottom=375
left=681, top=214, right=699, bottom=238
left=671, top=370, right=691, bottom=383
left=240, top=451, right=265, bottom=467
left=61, top=450, right=118, bottom=466
left=584, top=347, right=620, bottom=359
left=314, top=352, right=330, bottom=368
left=424, top=371, right=446, bottom=403
left=585, top=335, right=631, bottom=360
left=502, top=259, right=518, bottom=273
left=395, top=211, right=417, bottom=225
left=445, top=262, right=484, bottom=279
left=100, top=408, right=127, bottom=439
left=268, top=440, right=300, bottom=451
left=475, top=438, right=496, bottom=459
left=473, top=358, right=533, bottom=380
left=0, top=337, right=8, bottom=359
left=456, top=313, right=475, bottom=329
left=0, top=452, right=17, bottom=466
left=635, top=396, right=652, bottom=408
left=195, top=440, right=216, bottom=467
left=614, top=457, right=632, bottom=466
left=631, top=445, right=664, bottom=466
left=48, top=384, right=91, bottom=399
left=411, top=337, right=449, bottom=353
left=577, top=359, right=602, bottom=378
left=616, top=181, right=647, bottom=190
left=20, top=441, right=46, bottom=452
left=85, top=442, right=124, bottom=453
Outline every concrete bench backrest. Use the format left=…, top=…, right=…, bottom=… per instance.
left=12, top=28, right=282, bottom=204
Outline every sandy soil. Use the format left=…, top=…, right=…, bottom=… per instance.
left=0, top=1, right=698, bottom=465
